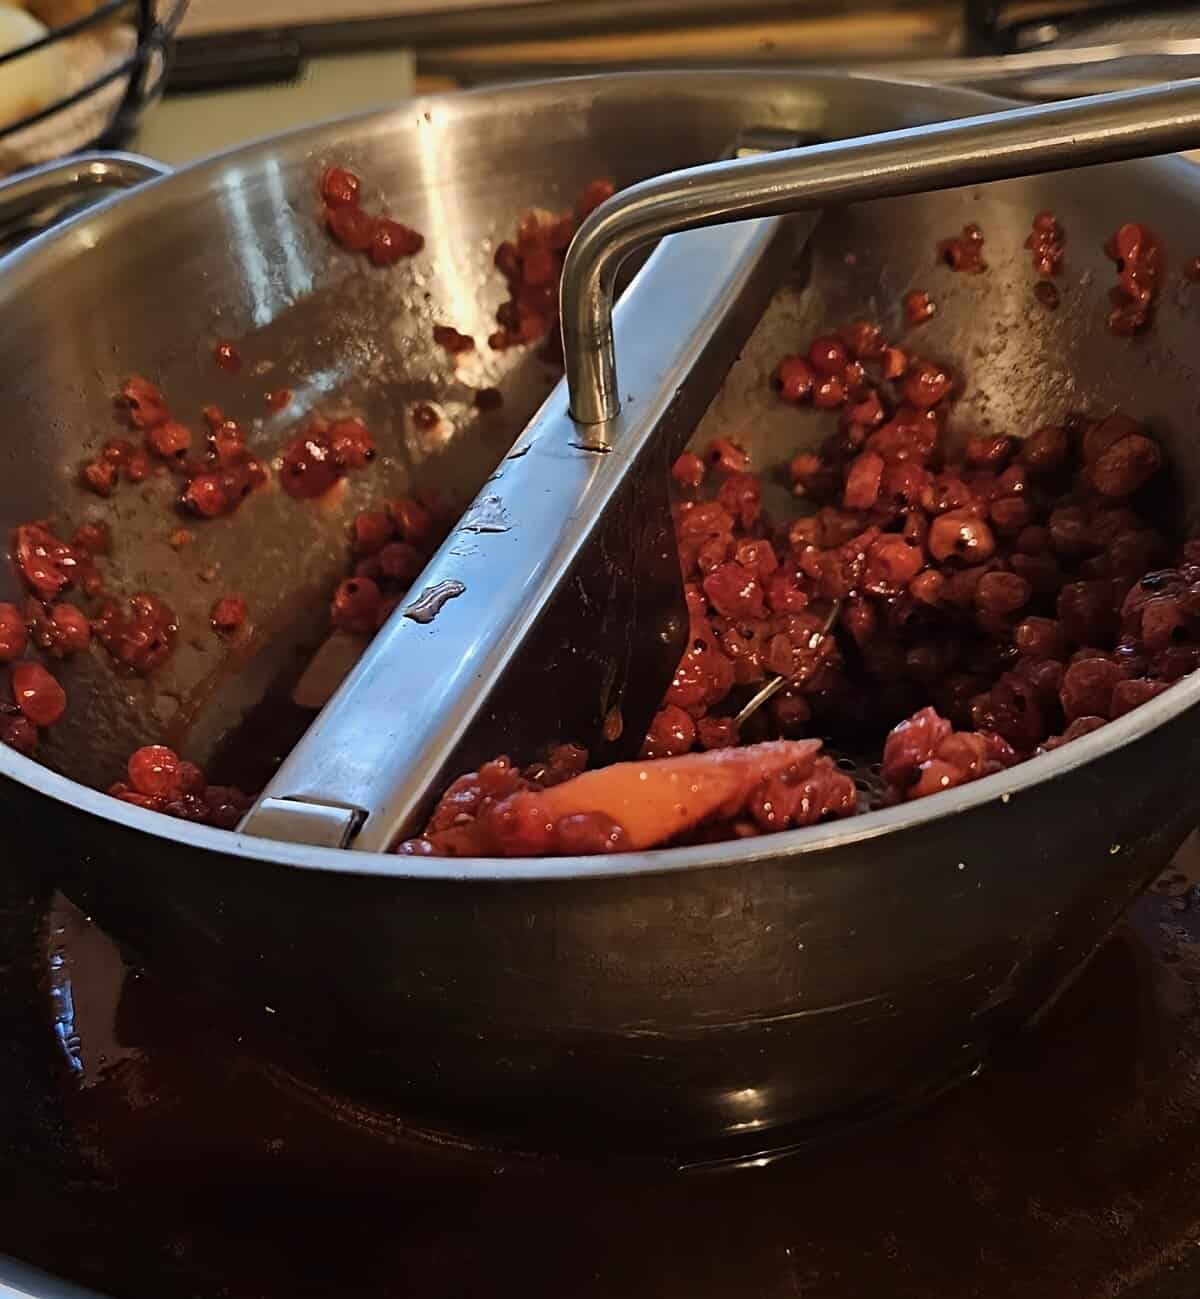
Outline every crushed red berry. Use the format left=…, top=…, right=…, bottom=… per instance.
left=576, top=178, right=616, bottom=218
left=213, top=341, right=242, bottom=373
left=324, top=492, right=450, bottom=634
left=124, top=450, right=150, bottom=484
left=13, top=522, right=99, bottom=600
left=279, top=417, right=374, bottom=500
left=88, top=379, right=269, bottom=519
left=320, top=164, right=423, bottom=264
left=0, top=708, right=38, bottom=756
left=0, top=603, right=26, bottom=660
left=1105, top=222, right=1161, bottom=335
left=1026, top=211, right=1065, bottom=276
left=320, top=166, right=360, bottom=209
left=903, top=290, right=936, bottom=325
left=279, top=434, right=339, bottom=501
left=489, top=180, right=615, bottom=353
left=369, top=219, right=424, bottom=265
left=327, top=204, right=376, bottom=253
left=146, top=420, right=192, bottom=458
left=82, top=458, right=117, bottom=496
left=117, top=377, right=168, bottom=429
left=938, top=224, right=987, bottom=273
left=11, top=661, right=66, bottom=727
left=92, top=593, right=178, bottom=675
left=211, top=596, right=247, bottom=632
left=327, top=417, right=375, bottom=470
left=432, top=326, right=474, bottom=355
left=331, top=577, right=382, bottom=633
left=774, top=355, right=815, bottom=403
left=28, top=601, right=91, bottom=657
left=127, top=744, right=181, bottom=797
left=109, top=744, right=252, bottom=829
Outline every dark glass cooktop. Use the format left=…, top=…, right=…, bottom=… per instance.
left=7, top=833, right=1200, bottom=1299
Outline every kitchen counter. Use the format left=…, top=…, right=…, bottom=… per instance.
left=131, top=48, right=417, bottom=165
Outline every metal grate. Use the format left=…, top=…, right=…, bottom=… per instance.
left=821, top=744, right=890, bottom=815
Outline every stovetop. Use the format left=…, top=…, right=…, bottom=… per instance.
left=7, top=834, right=1200, bottom=1299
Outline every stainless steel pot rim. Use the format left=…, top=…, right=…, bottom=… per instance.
left=12, top=670, right=1192, bottom=881
left=1, top=70, right=1020, bottom=297
left=1, top=67, right=1190, bottom=880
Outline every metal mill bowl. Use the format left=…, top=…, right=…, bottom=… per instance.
left=2, top=70, right=1200, bottom=1156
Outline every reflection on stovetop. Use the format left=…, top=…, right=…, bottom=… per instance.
left=7, top=835, right=1200, bottom=1299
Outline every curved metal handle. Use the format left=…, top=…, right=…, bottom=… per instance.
left=561, top=76, right=1200, bottom=425
left=0, top=151, right=169, bottom=246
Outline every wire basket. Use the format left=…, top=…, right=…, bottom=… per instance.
left=0, top=0, right=186, bottom=175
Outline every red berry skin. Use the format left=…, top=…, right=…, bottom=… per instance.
left=11, top=662, right=66, bottom=727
